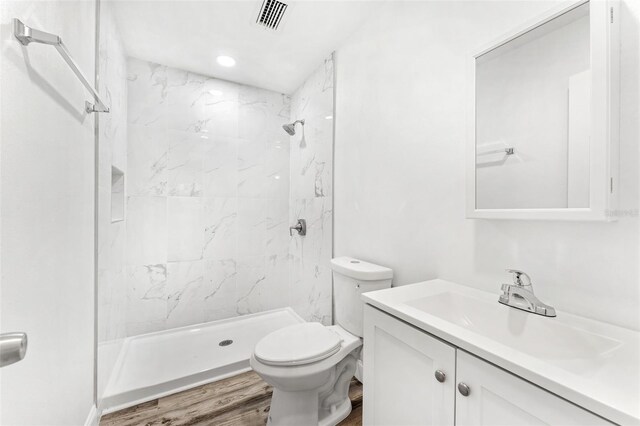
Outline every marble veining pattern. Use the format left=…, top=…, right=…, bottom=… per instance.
left=288, top=54, right=335, bottom=325
left=124, top=55, right=334, bottom=336
left=204, top=258, right=238, bottom=321
left=125, top=58, right=293, bottom=336
left=166, top=260, right=205, bottom=328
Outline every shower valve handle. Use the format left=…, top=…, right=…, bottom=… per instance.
left=289, top=219, right=306, bottom=236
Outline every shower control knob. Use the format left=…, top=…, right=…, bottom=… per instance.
left=289, top=219, right=306, bottom=236
left=434, top=370, right=446, bottom=383
left=458, top=382, right=471, bottom=397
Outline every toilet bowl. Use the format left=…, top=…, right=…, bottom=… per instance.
left=250, top=257, right=393, bottom=426
left=251, top=324, right=361, bottom=426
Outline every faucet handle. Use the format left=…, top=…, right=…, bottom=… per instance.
left=506, top=269, right=532, bottom=287
left=289, top=219, right=306, bottom=236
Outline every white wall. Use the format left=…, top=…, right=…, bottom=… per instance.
left=335, top=0, right=640, bottom=330
left=0, top=1, right=96, bottom=424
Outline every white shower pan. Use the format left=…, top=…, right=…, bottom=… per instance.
left=101, top=308, right=304, bottom=414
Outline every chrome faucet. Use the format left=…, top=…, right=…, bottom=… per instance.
left=498, top=269, right=556, bottom=317
left=289, top=219, right=306, bottom=236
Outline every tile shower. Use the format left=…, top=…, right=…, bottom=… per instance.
left=288, top=58, right=335, bottom=325
left=116, top=55, right=335, bottom=335
left=96, top=14, right=336, bottom=402
left=124, top=57, right=293, bottom=335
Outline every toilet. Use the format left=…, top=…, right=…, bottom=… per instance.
left=250, top=256, right=393, bottom=426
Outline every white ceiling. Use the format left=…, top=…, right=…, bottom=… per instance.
left=111, top=0, right=376, bottom=94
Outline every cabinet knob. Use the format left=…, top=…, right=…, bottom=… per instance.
left=457, top=382, right=471, bottom=397
left=434, top=370, right=446, bottom=383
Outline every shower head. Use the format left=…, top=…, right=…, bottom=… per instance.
left=282, top=119, right=305, bottom=136
left=282, top=123, right=296, bottom=136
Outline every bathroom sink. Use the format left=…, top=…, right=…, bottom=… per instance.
left=361, top=279, right=640, bottom=425
left=405, top=291, right=621, bottom=367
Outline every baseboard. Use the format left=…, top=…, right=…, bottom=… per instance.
left=84, top=404, right=99, bottom=426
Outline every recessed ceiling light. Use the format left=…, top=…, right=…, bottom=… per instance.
left=325, top=115, right=333, bottom=120
left=216, top=56, right=236, bottom=67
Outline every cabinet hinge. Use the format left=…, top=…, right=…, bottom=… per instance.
left=610, top=177, right=614, bottom=193
left=610, top=7, right=614, bottom=23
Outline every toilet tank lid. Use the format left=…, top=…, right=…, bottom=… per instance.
left=330, top=257, right=393, bottom=281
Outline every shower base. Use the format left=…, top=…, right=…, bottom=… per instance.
left=100, top=308, right=303, bottom=414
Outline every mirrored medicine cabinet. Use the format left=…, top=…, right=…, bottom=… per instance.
left=466, top=0, right=620, bottom=221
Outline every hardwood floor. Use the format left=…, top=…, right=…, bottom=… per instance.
left=100, top=371, right=363, bottom=426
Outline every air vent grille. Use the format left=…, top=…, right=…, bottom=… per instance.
left=256, top=0, right=288, bottom=31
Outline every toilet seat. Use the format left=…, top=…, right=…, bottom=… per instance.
left=254, top=323, right=342, bottom=366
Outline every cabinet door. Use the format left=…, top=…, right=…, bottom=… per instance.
left=363, top=305, right=456, bottom=426
left=455, top=351, right=613, bottom=426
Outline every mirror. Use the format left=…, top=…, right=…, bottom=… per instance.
left=476, top=3, right=590, bottom=209
left=467, top=0, right=619, bottom=221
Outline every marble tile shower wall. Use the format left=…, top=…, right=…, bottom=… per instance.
left=125, top=58, right=292, bottom=336
left=288, top=55, right=335, bottom=325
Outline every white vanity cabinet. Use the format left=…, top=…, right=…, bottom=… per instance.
left=363, top=305, right=456, bottom=425
left=455, top=351, right=612, bottom=426
left=363, top=305, right=614, bottom=426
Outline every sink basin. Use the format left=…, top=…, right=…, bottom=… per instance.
left=362, top=279, right=640, bottom=425
left=405, top=291, right=621, bottom=371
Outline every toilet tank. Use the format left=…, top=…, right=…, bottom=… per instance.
left=331, top=257, right=393, bottom=337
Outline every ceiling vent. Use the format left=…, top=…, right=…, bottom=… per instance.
left=256, top=0, right=288, bottom=31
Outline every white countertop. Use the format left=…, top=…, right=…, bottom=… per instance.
left=362, top=279, right=640, bottom=425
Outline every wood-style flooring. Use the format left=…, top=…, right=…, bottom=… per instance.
left=100, top=370, right=363, bottom=426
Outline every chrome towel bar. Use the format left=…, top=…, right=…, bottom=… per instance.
left=13, top=18, right=110, bottom=114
